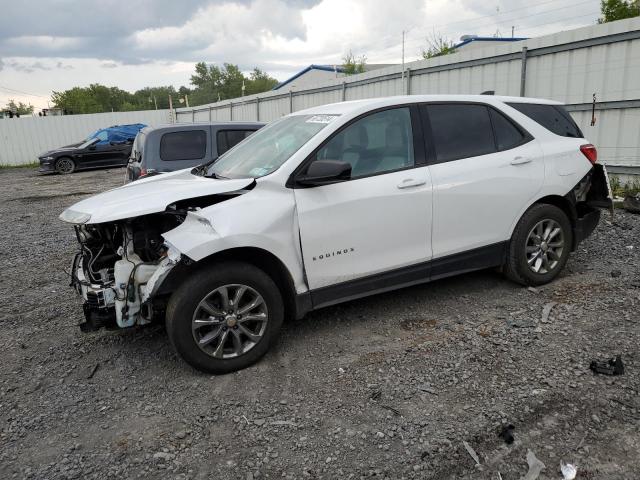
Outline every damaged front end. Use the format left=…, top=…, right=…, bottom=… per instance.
left=569, top=163, right=614, bottom=246
left=70, top=213, right=184, bottom=332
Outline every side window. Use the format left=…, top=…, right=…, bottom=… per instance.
left=217, top=130, right=255, bottom=156
left=427, top=104, right=496, bottom=162
left=507, top=103, right=583, bottom=138
left=160, top=130, right=207, bottom=161
left=489, top=108, right=527, bottom=151
left=315, top=107, right=414, bottom=179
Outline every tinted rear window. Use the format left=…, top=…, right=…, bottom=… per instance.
left=427, top=104, right=496, bottom=162
left=507, top=103, right=583, bottom=138
left=217, top=129, right=255, bottom=156
left=489, top=108, right=527, bottom=151
left=160, top=130, right=207, bottom=161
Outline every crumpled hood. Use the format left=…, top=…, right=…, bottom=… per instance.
left=60, top=169, right=254, bottom=224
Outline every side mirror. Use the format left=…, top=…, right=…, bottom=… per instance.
left=296, top=160, right=352, bottom=187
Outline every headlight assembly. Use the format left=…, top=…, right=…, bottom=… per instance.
left=59, top=209, right=92, bottom=224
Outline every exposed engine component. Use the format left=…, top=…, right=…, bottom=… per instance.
left=71, top=212, right=185, bottom=331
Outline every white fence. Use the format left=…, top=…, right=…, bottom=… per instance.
left=176, top=17, right=640, bottom=173
left=0, top=109, right=171, bottom=166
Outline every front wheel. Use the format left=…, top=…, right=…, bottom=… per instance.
left=166, top=262, right=284, bottom=374
left=504, top=204, right=573, bottom=286
left=55, top=157, right=75, bottom=174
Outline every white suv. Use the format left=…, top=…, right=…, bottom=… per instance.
left=60, top=95, right=612, bottom=373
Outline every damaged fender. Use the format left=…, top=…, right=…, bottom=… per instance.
left=162, top=178, right=308, bottom=295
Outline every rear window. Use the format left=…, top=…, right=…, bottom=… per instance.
left=217, top=129, right=255, bottom=156
left=160, top=130, right=207, bottom=161
left=427, top=104, right=496, bottom=162
left=507, top=103, right=583, bottom=138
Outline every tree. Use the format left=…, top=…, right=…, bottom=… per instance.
left=598, top=0, right=639, bottom=22
left=5, top=100, right=34, bottom=115
left=188, top=62, right=278, bottom=104
left=421, top=33, right=456, bottom=59
left=245, top=68, right=278, bottom=95
left=51, top=84, right=139, bottom=114
left=131, top=86, right=178, bottom=110
left=342, top=50, right=366, bottom=75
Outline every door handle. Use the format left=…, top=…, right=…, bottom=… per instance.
left=511, top=156, right=532, bottom=165
left=397, top=178, right=426, bottom=189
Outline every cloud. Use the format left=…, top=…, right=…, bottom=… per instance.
left=0, top=0, right=323, bottom=64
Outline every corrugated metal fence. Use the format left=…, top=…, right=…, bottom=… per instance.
left=0, top=109, right=170, bottom=166
left=176, top=17, right=640, bottom=172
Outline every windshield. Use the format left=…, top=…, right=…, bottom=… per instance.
left=206, top=114, right=339, bottom=179
left=78, top=138, right=99, bottom=149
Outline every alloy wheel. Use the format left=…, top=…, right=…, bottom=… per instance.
left=525, top=219, right=565, bottom=274
left=191, top=284, right=268, bottom=359
left=56, top=158, right=74, bottom=174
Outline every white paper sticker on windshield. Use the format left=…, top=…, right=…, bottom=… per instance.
left=306, top=115, right=339, bottom=124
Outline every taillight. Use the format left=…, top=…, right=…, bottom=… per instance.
left=580, top=144, right=597, bottom=164
left=140, top=168, right=147, bottom=177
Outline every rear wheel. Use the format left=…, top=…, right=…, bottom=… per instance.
left=166, top=262, right=284, bottom=374
left=55, top=157, right=75, bottom=174
left=504, top=204, right=573, bottom=286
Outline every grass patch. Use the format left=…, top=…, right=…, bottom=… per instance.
left=610, top=175, right=640, bottom=197
left=0, top=162, right=39, bottom=169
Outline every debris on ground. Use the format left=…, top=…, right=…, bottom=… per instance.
left=590, top=355, right=625, bottom=376
left=521, top=450, right=546, bottom=480
left=623, top=193, right=640, bottom=214
left=560, top=460, right=577, bottom=480
left=499, top=424, right=515, bottom=444
left=540, top=302, right=557, bottom=324
left=87, top=363, right=100, bottom=379
left=418, top=384, right=438, bottom=395
left=1, top=168, right=639, bottom=479
left=462, top=440, right=480, bottom=466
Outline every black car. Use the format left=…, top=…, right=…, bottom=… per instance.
left=39, top=123, right=146, bottom=174
left=126, top=122, right=264, bottom=182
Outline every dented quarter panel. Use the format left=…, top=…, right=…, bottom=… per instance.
left=162, top=177, right=308, bottom=294
left=506, top=137, right=594, bottom=237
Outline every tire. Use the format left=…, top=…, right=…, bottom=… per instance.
left=504, top=203, right=573, bottom=286
left=55, top=157, right=75, bottom=174
left=166, top=261, right=284, bottom=374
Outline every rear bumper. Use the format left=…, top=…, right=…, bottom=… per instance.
left=571, top=164, right=612, bottom=247
left=575, top=208, right=601, bottom=245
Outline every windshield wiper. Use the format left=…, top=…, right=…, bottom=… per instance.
left=208, top=171, right=229, bottom=179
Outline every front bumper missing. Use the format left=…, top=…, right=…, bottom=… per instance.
left=71, top=255, right=118, bottom=331
left=71, top=244, right=180, bottom=332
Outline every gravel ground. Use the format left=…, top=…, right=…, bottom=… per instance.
left=1, top=166, right=639, bottom=480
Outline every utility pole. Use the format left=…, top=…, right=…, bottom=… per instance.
left=168, top=95, right=174, bottom=123
left=153, top=95, right=158, bottom=110
left=511, top=26, right=515, bottom=38
left=185, top=95, right=189, bottom=108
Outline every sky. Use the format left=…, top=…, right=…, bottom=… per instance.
left=0, top=0, right=603, bottom=110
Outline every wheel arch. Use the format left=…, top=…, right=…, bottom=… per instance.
left=508, top=194, right=578, bottom=250
left=158, top=246, right=303, bottom=321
